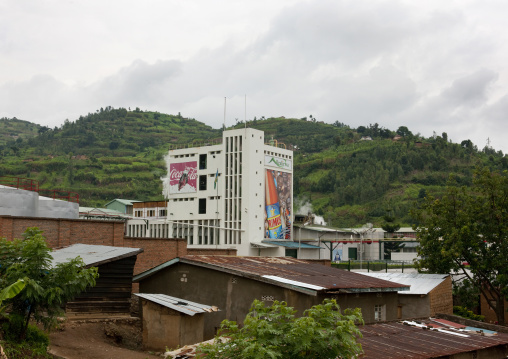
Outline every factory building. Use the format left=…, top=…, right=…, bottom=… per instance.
left=126, top=128, right=293, bottom=256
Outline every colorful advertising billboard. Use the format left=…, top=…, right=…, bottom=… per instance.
left=264, top=169, right=292, bottom=240
left=169, top=161, right=197, bottom=194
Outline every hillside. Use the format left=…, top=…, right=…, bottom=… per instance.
left=232, top=119, right=507, bottom=227
left=0, top=117, right=41, bottom=147
left=0, top=108, right=506, bottom=227
left=0, top=108, right=219, bottom=206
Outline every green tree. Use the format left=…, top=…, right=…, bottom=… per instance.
left=412, top=168, right=508, bottom=324
left=396, top=126, right=412, bottom=138
left=197, top=299, right=363, bottom=359
left=0, top=228, right=99, bottom=339
left=382, top=210, right=404, bottom=259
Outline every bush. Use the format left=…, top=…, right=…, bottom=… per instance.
left=1, top=314, right=51, bottom=358
left=453, top=306, right=485, bottom=322
left=197, top=299, right=363, bottom=359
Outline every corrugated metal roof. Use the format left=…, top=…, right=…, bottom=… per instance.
left=262, top=275, right=325, bottom=290
left=250, top=242, right=279, bottom=248
left=150, top=318, right=508, bottom=359
left=135, top=293, right=219, bottom=316
left=295, top=225, right=351, bottom=233
left=362, top=273, right=448, bottom=295
left=264, top=241, right=322, bottom=249
left=360, top=320, right=508, bottom=358
left=104, top=198, right=141, bottom=206
left=172, top=256, right=410, bottom=294
left=50, top=244, right=143, bottom=267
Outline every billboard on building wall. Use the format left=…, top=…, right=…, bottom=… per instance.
left=169, top=161, right=197, bottom=194
left=333, top=244, right=344, bottom=262
left=265, top=155, right=292, bottom=170
left=264, top=169, right=292, bottom=240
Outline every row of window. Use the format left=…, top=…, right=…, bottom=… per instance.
left=264, top=150, right=292, bottom=160
left=172, top=152, right=222, bottom=170
left=134, top=209, right=167, bottom=217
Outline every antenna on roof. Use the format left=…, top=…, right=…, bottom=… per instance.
left=223, top=97, right=226, bottom=129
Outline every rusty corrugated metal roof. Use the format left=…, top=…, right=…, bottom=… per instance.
left=359, top=321, right=508, bottom=358
left=179, top=255, right=409, bottom=293
left=157, top=319, right=508, bottom=359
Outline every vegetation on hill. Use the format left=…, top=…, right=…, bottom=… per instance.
left=0, top=108, right=219, bottom=206
left=234, top=118, right=507, bottom=227
left=0, top=117, right=41, bottom=147
left=0, top=108, right=506, bottom=227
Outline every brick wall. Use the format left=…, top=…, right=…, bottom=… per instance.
left=0, top=215, right=186, bottom=276
left=429, top=276, right=453, bottom=316
left=187, top=248, right=237, bottom=256
left=480, top=293, right=508, bottom=324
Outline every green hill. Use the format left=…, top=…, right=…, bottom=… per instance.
left=0, top=108, right=219, bottom=206
left=0, top=117, right=42, bottom=147
left=0, top=108, right=506, bottom=227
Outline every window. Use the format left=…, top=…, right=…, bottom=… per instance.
left=199, top=154, right=207, bottom=170
left=159, top=209, right=167, bottom=217
left=374, top=304, right=385, bottom=322
left=199, top=175, right=207, bottom=191
left=199, top=198, right=206, bottom=214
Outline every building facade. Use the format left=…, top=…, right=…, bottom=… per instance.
left=126, top=128, right=293, bottom=256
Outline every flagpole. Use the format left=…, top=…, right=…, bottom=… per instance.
left=215, top=169, right=219, bottom=248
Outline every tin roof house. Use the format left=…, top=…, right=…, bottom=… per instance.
left=134, top=255, right=409, bottom=339
left=51, top=244, right=143, bottom=317
left=135, top=294, right=219, bottom=351
left=362, top=272, right=453, bottom=319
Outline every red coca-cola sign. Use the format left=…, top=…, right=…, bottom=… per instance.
left=169, top=161, right=197, bottom=194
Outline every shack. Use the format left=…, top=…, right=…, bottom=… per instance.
left=51, top=244, right=143, bottom=317
left=362, top=272, right=453, bottom=318
left=135, top=293, right=219, bottom=351
left=134, top=255, right=409, bottom=339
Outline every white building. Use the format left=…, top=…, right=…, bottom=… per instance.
left=0, top=183, right=79, bottom=219
left=126, top=128, right=293, bottom=256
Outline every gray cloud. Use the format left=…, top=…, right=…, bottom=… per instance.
left=1, top=0, right=507, bottom=153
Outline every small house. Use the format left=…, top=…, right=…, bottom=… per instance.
left=134, top=255, right=409, bottom=339
left=362, top=272, right=452, bottom=318
left=104, top=199, right=141, bottom=216
left=51, top=244, right=143, bottom=317
left=135, top=293, right=219, bottom=351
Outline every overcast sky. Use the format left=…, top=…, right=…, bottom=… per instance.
left=1, top=0, right=507, bottom=153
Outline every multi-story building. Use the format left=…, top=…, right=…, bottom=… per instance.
left=126, top=128, right=293, bottom=256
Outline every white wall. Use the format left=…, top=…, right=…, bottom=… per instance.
left=0, top=185, right=78, bottom=219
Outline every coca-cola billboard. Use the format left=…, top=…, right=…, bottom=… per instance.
left=169, top=161, right=197, bottom=194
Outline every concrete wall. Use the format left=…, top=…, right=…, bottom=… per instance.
left=0, top=186, right=78, bottom=219
left=391, top=252, right=418, bottom=261
left=37, top=196, right=79, bottom=219
left=138, top=262, right=399, bottom=339
left=140, top=299, right=204, bottom=351
left=398, top=295, right=431, bottom=319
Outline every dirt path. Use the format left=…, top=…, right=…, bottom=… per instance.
left=48, top=320, right=162, bottom=359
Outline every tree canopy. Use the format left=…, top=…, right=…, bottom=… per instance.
left=412, top=168, right=508, bottom=324
left=0, top=228, right=99, bottom=339
left=197, top=299, right=363, bottom=359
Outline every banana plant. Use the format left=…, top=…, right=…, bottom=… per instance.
left=0, top=279, right=26, bottom=317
